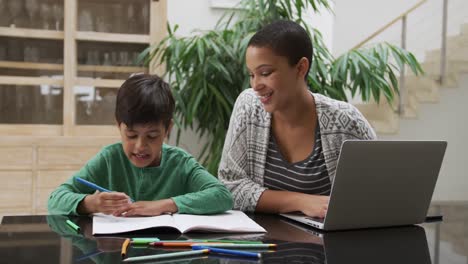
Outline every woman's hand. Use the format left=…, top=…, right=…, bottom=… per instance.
left=78, top=191, right=131, bottom=215
left=112, top=199, right=178, bottom=217
left=298, top=195, right=329, bottom=218
left=256, top=190, right=329, bottom=218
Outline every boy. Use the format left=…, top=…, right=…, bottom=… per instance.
left=48, top=74, right=233, bottom=216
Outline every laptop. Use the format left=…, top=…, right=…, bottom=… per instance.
left=281, top=140, right=447, bottom=231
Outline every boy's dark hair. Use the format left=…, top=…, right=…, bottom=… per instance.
left=248, top=20, right=313, bottom=78
left=115, top=74, right=174, bottom=129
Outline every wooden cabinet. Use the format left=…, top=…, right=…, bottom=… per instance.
left=0, top=0, right=167, bottom=216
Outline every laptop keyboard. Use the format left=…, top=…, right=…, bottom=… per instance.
left=305, top=217, right=325, bottom=223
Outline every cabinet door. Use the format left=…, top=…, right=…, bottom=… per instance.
left=0, top=0, right=64, bottom=31
left=0, top=37, right=64, bottom=78
left=36, top=170, right=76, bottom=214
left=0, top=84, right=63, bottom=126
left=77, top=0, right=150, bottom=35
left=0, top=171, right=33, bottom=215
left=76, top=41, right=148, bottom=80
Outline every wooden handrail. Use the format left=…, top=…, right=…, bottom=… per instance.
left=352, top=0, right=427, bottom=49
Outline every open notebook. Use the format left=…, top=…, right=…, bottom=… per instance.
left=92, top=210, right=266, bottom=235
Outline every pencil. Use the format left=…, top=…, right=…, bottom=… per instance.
left=122, top=249, right=210, bottom=262
left=131, top=238, right=160, bottom=244
left=121, top=238, right=131, bottom=258
left=192, top=243, right=276, bottom=249
left=65, top=220, right=80, bottom=232
left=150, top=242, right=234, bottom=247
left=193, top=245, right=261, bottom=258
left=204, top=239, right=264, bottom=244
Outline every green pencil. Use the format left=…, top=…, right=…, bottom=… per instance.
left=65, top=220, right=80, bottom=232
left=122, top=249, right=209, bottom=262
left=131, top=238, right=160, bottom=244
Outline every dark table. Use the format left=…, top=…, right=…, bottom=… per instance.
left=0, top=202, right=466, bottom=264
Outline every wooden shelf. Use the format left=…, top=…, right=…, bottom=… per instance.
left=77, top=65, right=146, bottom=73
left=0, top=125, right=63, bottom=136
left=76, top=31, right=150, bottom=44
left=0, top=76, right=64, bottom=86
left=0, top=61, right=146, bottom=73
left=0, top=27, right=64, bottom=40
left=76, top=77, right=125, bottom=88
left=0, top=61, right=63, bottom=71
left=68, top=125, right=120, bottom=137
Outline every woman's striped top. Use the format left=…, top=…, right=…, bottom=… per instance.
left=263, top=124, right=331, bottom=195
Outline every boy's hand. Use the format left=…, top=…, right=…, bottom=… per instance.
left=78, top=191, right=131, bottom=215
left=113, top=199, right=178, bottom=217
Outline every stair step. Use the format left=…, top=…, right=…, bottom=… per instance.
left=355, top=102, right=399, bottom=134
left=425, top=73, right=458, bottom=88
left=404, top=75, right=440, bottom=103
left=421, top=60, right=468, bottom=86
left=424, top=36, right=468, bottom=62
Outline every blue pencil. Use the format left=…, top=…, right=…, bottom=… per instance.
left=192, top=245, right=261, bottom=258
left=75, top=177, right=134, bottom=202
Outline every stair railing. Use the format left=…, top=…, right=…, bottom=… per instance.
left=352, top=0, right=449, bottom=115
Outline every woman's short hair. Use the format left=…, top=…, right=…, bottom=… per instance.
left=248, top=20, right=313, bottom=77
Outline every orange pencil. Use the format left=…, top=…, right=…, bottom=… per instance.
left=121, top=238, right=131, bottom=258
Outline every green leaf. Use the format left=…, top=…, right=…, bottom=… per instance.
left=196, top=38, right=205, bottom=64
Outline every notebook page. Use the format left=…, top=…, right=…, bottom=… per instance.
left=92, top=213, right=175, bottom=234
left=173, top=210, right=266, bottom=233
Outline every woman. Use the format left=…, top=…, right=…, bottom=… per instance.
left=218, top=20, right=376, bottom=218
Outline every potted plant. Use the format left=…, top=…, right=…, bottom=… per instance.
left=142, top=0, right=423, bottom=174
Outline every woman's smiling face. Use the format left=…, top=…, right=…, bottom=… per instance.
left=246, top=46, right=304, bottom=113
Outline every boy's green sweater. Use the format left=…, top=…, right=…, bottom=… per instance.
left=48, top=143, right=233, bottom=215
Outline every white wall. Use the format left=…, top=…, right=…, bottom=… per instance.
left=379, top=74, right=468, bottom=201
left=167, top=0, right=225, bottom=36
left=333, top=0, right=468, bottom=59
left=332, top=0, right=420, bottom=56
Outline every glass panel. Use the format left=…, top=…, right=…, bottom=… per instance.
left=0, top=0, right=64, bottom=30
left=0, top=37, right=63, bottom=77
left=77, top=41, right=147, bottom=79
left=0, top=84, right=63, bottom=124
left=75, top=86, right=116, bottom=125
left=78, top=0, right=150, bottom=35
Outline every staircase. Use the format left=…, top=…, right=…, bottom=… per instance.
left=355, top=23, right=468, bottom=135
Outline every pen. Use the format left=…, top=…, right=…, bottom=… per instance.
left=122, top=249, right=210, bottom=262
left=192, top=245, right=261, bottom=258
left=121, top=238, right=131, bottom=258
left=131, top=238, right=161, bottom=244
left=65, top=219, right=80, bottom=232
left=75, top=177, right=134, bottom=202
left=192, top=243, right=276, bottom=249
